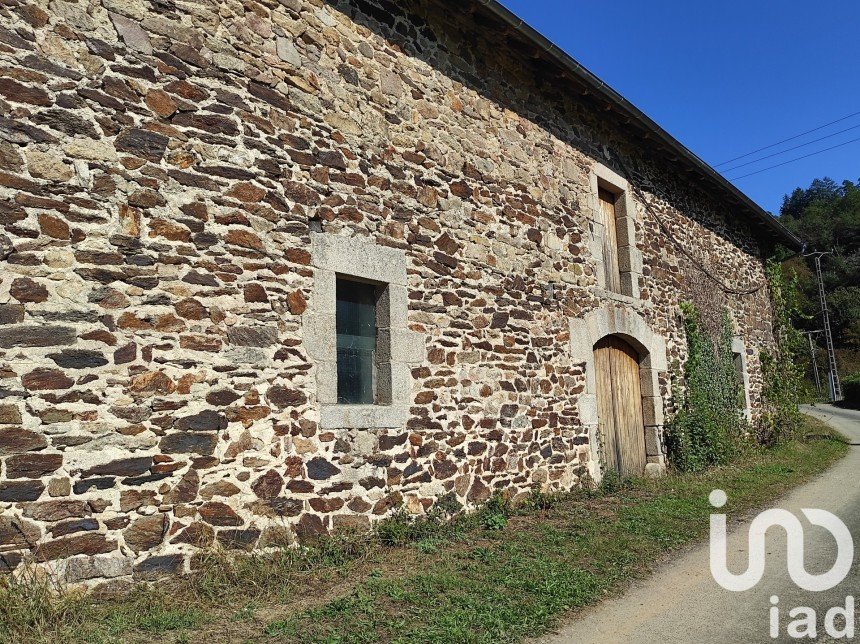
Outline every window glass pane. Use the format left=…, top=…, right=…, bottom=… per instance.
left=336, top=278, right=377, bottom=404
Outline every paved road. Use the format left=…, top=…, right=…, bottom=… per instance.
left=539, top=404, right=860, bottom=643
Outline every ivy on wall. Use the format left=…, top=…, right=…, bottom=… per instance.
left=665, top=304, right=748, bottom=472
left=666, top=259, right=808, bottom=470
left=757, top=259, right=804, bottom=445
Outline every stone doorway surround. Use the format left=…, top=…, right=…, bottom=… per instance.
left=569, top=305, right=669, bottom=481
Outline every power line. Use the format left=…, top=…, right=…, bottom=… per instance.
left=727, top=135, right=860, bottom=181
left=611, top=157, right=766, bottom=295
left=721, top=122, right=860, bottom=173
left=715, top=109, right=860, bottom=167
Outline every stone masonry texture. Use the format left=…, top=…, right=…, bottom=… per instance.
left=0, top=0, right=780, bottom=587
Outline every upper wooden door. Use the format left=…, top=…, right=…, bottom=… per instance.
left=597, top=188, right=622, bottom=293
left=594, top=336, right=646, bottom=477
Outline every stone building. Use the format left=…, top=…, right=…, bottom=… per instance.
left=0, top=0, right=799, bottom=584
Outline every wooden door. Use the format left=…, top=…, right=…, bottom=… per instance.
left=598, top=188, right=621, bottom=293
left=594, top=336, right=646, bottom=477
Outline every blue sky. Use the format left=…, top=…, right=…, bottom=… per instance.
left=498, top=0, right=860, bottom=215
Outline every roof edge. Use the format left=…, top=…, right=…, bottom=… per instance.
left=475, top=0, right=803, bottom=251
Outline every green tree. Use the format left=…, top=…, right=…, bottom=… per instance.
left=779, top=177, right=860, bottom=378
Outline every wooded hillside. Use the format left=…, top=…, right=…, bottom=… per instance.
left=779, top=177, right=860, bottom=384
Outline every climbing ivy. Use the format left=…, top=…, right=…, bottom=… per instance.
left=757, top=259, right=805, bottom=445
left=667, top=260, right=807, bottom=469
left=665, top=303, right=748, bottom=472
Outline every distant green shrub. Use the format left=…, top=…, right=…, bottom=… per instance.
left=842, top=373, right=860, bottom=408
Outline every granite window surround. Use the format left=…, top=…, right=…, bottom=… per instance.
left=732, top=336, right=753, bottom=421
left=302, top=233, right=425, bottom=429
left=587, top=162, right=644, bottom=299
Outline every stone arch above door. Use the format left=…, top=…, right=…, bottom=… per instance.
left=569, top=305, right=668, bottom=480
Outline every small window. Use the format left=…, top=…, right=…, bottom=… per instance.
left=336, top=278, right=378, bottom=404
left=589, top=164, right=642, bottom=299
left=598, top=187, right=622, bottom=293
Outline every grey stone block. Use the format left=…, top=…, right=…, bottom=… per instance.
left=64, top=555, right=133, bottom=582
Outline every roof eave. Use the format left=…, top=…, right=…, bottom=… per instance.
left=474, top=0, right=803, bottom=251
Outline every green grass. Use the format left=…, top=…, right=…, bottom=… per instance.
left=0, top=415, right=847, bottom=644
left=269, top=430, right=847, bottom=643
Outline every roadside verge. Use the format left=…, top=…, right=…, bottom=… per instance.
left=0, top=415, right=848, bottom=643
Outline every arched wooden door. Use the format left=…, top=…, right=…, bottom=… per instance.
left=594, top=336, right=647, bottom=477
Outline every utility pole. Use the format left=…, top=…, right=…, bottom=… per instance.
left=803, top=251, right=843, bottom=402
left=801, top=330, right=823, bottom=394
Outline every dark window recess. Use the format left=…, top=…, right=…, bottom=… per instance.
left=336, top=278, right=377, bottom=404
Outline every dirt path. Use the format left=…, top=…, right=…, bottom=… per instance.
left=538, top=405, right=860, bottom=643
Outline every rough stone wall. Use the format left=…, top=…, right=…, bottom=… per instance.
left=0, top=0, right=776, bottom=586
